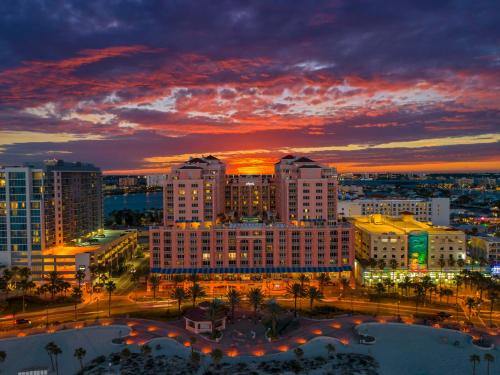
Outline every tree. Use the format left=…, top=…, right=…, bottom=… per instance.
left=15, top=268, right=35, bottom=313
left=469, top=354, right=480, bottom=375
left=454, top=275, right=463, bottom=304
left=389, top=259, right=398, bottom=280
left=149, top=274, right=161, bottom=301
left=287, top=283, right=305, bottom=318
left=447, top=257, right=456, bottom=269
left=441, top=288, right=453, bottom=304
left=298, top=274, right=309, bottom=289
left=317, top=273, right=330, bottom=293
left=45, top=271, right=64, bottom=299
left=205, top=299, right=224, bottom=336
left=487, top=288, right=498, bottom=327
left=247, top=287, right=264, bottom=320
left=294, top=347, right=304, bottom=361
left=140, top=344, right=152, bottom=357
left=465, top=297, right=476, bottom=319
left=307, top=286, right=323, bottom=313
left=210, top=348, right=223, bottom=368
left=74, top=347, right=86, bottom=371
left=325, top=343, right=335, bottom=358
left=398, top=276, right=412, bottom=297
left=45, top=342, right=56, bottom=371
left=46, top=342, right=62, bottom=375
left=457, top=258, right=465, bottom=270
left=265, top=298, right=282, bottom=337
left=170, top=287, right=188, bottom=316
left=189, top=283, right=206, bottom=308
left=104, top=280, right=116, bottom=317
left=226, top=289, right=241, bottom=320
left=75, top=269, right=86, bottom=290
left=413, top=283, right=425, bottom=315
left=71, top=287, right=83, bottom=321
left=484, top=353, right=494, bottom=375
left=374, top=282, right=385, bottom=315
left=378, top=259, right=386, bottom=271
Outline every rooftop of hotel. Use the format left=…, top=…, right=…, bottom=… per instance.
left=42, top=229, right=136, bottom=256
left=351, top=214, right=463, bottom=235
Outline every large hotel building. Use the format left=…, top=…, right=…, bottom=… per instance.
left=150, top=155, right=354, bottom=291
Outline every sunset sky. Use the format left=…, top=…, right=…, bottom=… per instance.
left=0, top=1, right=499, bottom=175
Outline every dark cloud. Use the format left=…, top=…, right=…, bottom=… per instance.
left=0, top=0, right=499, bottom=172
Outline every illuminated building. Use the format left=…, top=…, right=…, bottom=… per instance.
left=0, top=160, right=104, bottom=279
left=224, top=174, right=275, bottom=219
left=150, top=155, right=354, bottom=288
left=338, top=198, right=450, bottom=226
left=275, top=156, right=338, bottom=224
left=469, top=236, right=500, bottom=264
left=41, top=229, right=137, bottom=281
left=351, top=213, right=466, bottom=280
left=163, top=156, right=226, bottom=225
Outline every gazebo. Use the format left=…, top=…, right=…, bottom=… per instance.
left=184, top=304, right=226, bottom=334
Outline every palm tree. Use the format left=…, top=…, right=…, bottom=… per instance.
left=149, top=274, right=161, bottom=300
left=317, top=273, right=330, bottom=293
left=442, top=288, right=453, bottom=304
left=454, top=275, right=463, bottom=304
left=205, top=299, right=224, bottom=336
left=247, top=287, right=264, bottom=320
left=389, top=259, right=398, bottom=280
left=74, top=347, right=86, bottom=371
left=287, top=283, right=305, bottom=318
left=45, top=271, right=64, bottom=299
left=170, top=287, right=188, bottom=316
left=16, top=269, right=35, bottom=313
left=374, top=282, right=385, bottom=315
left=226, top=289, right=241, bottom=320
left=325, top=343, right=335, bottom=358
left=189, top=336, right=196, bottom=355
left=45, top=342, right=56, bottom=371
left=447, top=257, right=456, bottom=269
left=71, top=287, right=83, bottom=321
left=0, top=350, right=6, bottom=366
left=377, top=259, right=386, bottom=271
left=398, top=276, right=412, bottom=297
left=210, top=348, right=223, bottom=369
left=487, top=289, right=498, bottom=327
left=420, top=275, right=434, bottom=305
left=469, top=354, right=480, bottom=375
left=457, top=258, right=465, bottom=270
left=104, top=280, right=116, bottom=317
left=47, top=342, right=62, bottom=375
left=465, top=297, right=476, bottom=320
left=266, top=298, right=282, bottom=337
left=294, top=347, right=304, bottom=361
left=307, top=286, right=323, bottom=313
left=298, top=274, right=309, bottom=289
left=75, top=269, right=86, bottom=290
left=413, top=283, right=425, bottom=315
left=484, top=353, right=494, bottom=375
left=189, top=283, right=206, bottom=308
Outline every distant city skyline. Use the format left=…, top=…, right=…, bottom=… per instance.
left=0, top=1, right=499, bottom=174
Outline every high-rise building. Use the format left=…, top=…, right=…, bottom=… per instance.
left=150, top=155, right=354, bottom=292
left=163, top=156, right=226, bottom=225
left=0, top=160, right=103, bottom=270
left=275, top=156, right=338, bottom=224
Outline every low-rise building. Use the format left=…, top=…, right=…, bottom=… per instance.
left=338, top=197, right=450, bottom=226
left=469, top=236, right=500, bottom=264
left=351, top=214, right=466, bottom=283
left=38, top=229, right=137, bottom=281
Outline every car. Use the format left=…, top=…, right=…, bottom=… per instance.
left=15, top=318, right=31, bottom=325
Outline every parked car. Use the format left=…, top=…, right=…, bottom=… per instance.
left=15, top=318, right=31, bottom=325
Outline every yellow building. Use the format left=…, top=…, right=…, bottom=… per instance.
left=351, top=213, right=466, bottom=276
